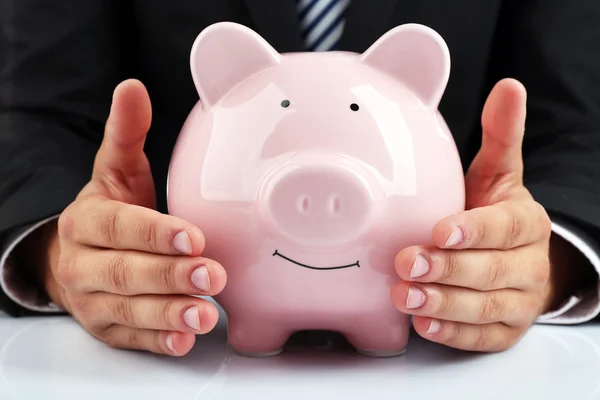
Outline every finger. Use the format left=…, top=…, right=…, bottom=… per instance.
left=412, top=316, right=525, bottom=352
left=93, top=79, right=152, bottom=181
left=468, top=78, right=527, bottom=183
left=395, top=245, right=547, bottom=291
left=390, top=280, right=538, bottom=326
left=62, top=197, right=205, bottom=255
left=431, top=199, right=550, bottom=250
left=100, top=326, right=196, bottom=356
left=89, top=293, right=220, bottom=334
left=67, top=247, right=227, bottom=296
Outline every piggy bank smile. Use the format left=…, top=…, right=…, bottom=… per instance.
left=272, top=249, right=360, bottom=270
left=167, top=21, right=465, bottom=358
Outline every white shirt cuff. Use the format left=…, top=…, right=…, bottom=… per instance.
left=0, top=215, right=63, bottom=313
left=536, top=220, right=600, bottom=324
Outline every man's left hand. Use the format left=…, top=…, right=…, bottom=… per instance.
left=391, top=78, right=555, bottom=352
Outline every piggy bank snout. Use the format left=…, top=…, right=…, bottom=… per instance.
left=263, top=163, right=375, bottom=247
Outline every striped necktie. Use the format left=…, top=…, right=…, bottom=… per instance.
left=297, top=0, right=351, bottom=51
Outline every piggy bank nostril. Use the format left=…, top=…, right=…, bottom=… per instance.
left=297, top=195, right=311, bottom=213
left=329, top=194, right=341, bottom=215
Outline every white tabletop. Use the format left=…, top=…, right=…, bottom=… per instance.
left=1, top=302, right=599, bottom=400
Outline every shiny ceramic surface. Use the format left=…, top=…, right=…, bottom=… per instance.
left=167, top=22, right=465, bottom=357
left=1, top=308, right=599, bottom=400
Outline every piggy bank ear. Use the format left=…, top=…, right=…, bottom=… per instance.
left=190, top=22, right=281, bottom=107
left=360, top=24, right=450, bottom=108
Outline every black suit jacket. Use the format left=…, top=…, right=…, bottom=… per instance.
left=1, top=0, right=600, bottom=315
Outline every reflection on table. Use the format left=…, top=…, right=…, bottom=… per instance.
left=0, top=303, right=599, bottom=400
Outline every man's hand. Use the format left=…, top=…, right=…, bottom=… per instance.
left=391, top=78, right=554, bottom=352
left=38, top=79, right=227, bottom=356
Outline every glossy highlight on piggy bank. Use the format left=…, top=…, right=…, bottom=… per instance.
left=167, top=22, right=465, bottom=357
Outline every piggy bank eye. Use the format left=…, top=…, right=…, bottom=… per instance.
left=350, top=103, right=360, bottom=111
left=281, top=100, right=291, bottom=108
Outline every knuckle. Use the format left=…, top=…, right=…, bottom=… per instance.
left=72, top=296, right=92, bottom=316
left=474, top=220, right=492, bottom=247
left=532, top=256, right=550, bottom=287
left=99, top=209, right=120, bottom=246
left=441, top=252, right=461, bottom=282
left=445, top=322, right=462, bottom=345
left=437, top=288, right=456, bottom=316
left=57, top=209, right=75, bottom=240
left=107, top=252, right=132, bottom=293
left=152, top=332, right=164, bottom=352
left=114, top=297, right=136, bottom=326
left=126, top=328, right=143, bottom=349
left=485, top=252, right=509, bottom=290
left=138, top=220, right=159, bottom=253
left=478, top=293, right=505, bottom=324
left=157, top=258, right=180, bottom=292
left=505, top=208, right=522, bottom=248
left=55, top=257, right=76, bottom=287
left=158, top=299, right=175, bottom=327
left=472, top=326, right=489, bottom=351
left=101, top=330, right=122, bottom=349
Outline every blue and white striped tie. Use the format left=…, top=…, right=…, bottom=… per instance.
left=297, top=0, right=351, bottom=52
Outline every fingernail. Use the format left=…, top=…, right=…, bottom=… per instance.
left=427, top=319, right=442, bottom=335
left=406, top=286, right=426, bottom=309
left=191, top=266, right=210, bottom=292
left=445, top=227, right=464, bottom=248
left=166, top=333, right=176, bottom=353
left=410, top=254, right=429, bottom=278
left=183, top=306, right=201, bottom=332
left=173, top=231, right=192, bottom=255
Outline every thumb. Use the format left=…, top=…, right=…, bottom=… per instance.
left=468, top=78, right=527, bottom=184
left=93, top=79, right=153, bottom=182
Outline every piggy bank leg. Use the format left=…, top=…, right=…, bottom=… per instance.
left=227, top=317, right=291, bottom=357
left=343, top=314, right=411, bottom=357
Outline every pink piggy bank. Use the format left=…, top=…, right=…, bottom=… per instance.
left=167, top=22, right=465, bottom=357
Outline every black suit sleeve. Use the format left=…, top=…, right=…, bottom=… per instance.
left=479, top=0, right=600, bottom=319
left=485, top=0, right=600, bottom=236
left=0, top=1, right=131, bottom=313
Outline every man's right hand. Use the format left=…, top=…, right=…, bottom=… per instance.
left=40, top=79, right=227, bottom=356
